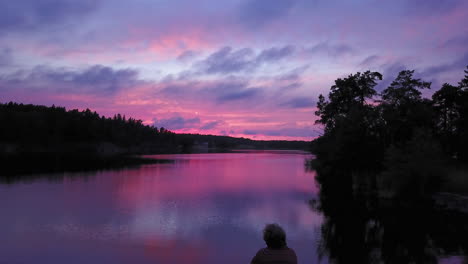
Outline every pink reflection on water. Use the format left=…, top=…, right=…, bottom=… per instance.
left=0, top=152, right=321, bottom=264
left=117, top=152, right=317, bottom=204
left=110, top=152, right=321, bottom=257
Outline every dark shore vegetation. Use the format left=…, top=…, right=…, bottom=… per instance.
left=311, top=66, right=468, bottom=199
left=0, top=102, right=309, bottom=175
left=310, top=66, right=468, bottom=264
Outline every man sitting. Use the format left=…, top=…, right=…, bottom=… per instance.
left=250, top=223, right=298, bottom=264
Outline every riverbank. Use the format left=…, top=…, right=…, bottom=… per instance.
left=0, top=153, right=173, bottom=178
left=1, top=148, right=313, bottom=178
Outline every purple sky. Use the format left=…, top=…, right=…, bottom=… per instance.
left=0, top=0, right=467, bottom=140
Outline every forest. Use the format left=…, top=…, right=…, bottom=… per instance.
left=0, top=102, right=309, bottom=175
left=312, top=66, right=468, bottom=198
left=0, top=102, right=178, bottom=155
left=310, top=66, right=468, bottom=264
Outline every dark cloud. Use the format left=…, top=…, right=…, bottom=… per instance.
left=197, top=45, right=296, bottom=75
left=216, top=87, right=261, bottom=102
left=198, top=46, right=255, bottom=74
left=138, top=111, right=224, bottom=131
left=205, top=79, right=248, bottom=91
left=69, top=65, right=138, bottom=88
left=159, top=78, right=263, bottom=104
left=200, top=120, right=224, bottom=130
left=243, top=126, right=316, bottom=137
left=160, top=79, right=237, bottom=96
left=0, top=64, right=140, bottom=95
left=307, top=42, right=354, bottom=57
left=422, top=53, right=468, bottom=77
left=0, top=0, right=99, bottom=34
left=280, top=97, right=313, bottom=108
left=256, top=45, right=295, bottom=63
left=238, top=0, right=297, bottom=28
left=160, top=82, right=199, bottom=96
left=153, top=116, right=201, bottom=130
left=243, top=130, right=258, bottom=135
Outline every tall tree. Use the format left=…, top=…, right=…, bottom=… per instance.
left=315, top=71, right=382, bottom=132
left=380, top=70, right=432, bottom=145
left=458, top=66, right=468, bottom=90
left=314, top=71, right=383, bottom=177
left=381, top=70, right=431, bottom=106
left=457, top=66, right=468, bottom=160
left=432, top=83, right=461, bottom=137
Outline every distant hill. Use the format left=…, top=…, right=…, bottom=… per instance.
left=176, top=133, right=310, bottom=152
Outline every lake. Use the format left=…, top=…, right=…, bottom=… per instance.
left=2, top=151, right=467, bottom=264
left=0, top=151, right=322, bottom=264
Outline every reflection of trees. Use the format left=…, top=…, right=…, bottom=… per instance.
left=0, top=170, right=97, bottom=185
left=312, top=167, right=468, bottom=264
left=0, top=155, right=173, bottom=184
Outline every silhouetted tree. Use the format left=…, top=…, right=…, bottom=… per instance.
left=381, top=70, right=430, bottom=106
left=312, top=67, right=468, bottom=200
left=379, top=70, right=432, bottom=146
left=0, top=102, right=177, bottom=155
left=432, top=83, right=462, bottom=155
left=378, top=129, right=445, bottom=198
left=459, top=66, right=468, bottom=89
left=314, top=71, right=383, bottom=196
left=315, top=71, right=382, bottom=132
left=457, top=66, right=468, bottom=161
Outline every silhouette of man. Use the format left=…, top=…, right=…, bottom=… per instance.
left=250, top=223, right=297, bottom=264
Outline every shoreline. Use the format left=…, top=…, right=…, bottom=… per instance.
left=0, top=149, right=312, bottom=178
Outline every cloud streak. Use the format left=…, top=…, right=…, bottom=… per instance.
left=153, top=116, right=201, bottom=130
left=0, top=0, right=99, bottom=34
left=196, top=45, right=296, bottom=75
left=0, top=64, right=141, bottom=95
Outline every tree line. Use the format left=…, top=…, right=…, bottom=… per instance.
left=0, top=102, right=177, bottom=155
left=312, top=66, right=468, bottom=197
left=0, top=102, right=310, bottom=156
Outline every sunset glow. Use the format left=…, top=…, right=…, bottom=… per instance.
left=1, top=0, right=467, bottom=140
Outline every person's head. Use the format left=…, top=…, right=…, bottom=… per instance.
left=263, top=223, right=287, bottom=249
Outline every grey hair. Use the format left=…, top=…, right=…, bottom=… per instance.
left=263, top=223, right=287, bottom=249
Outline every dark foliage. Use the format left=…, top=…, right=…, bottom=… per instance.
left=311, top=184, right=468, bottom=264
left=0, top=102, right=177, bottom=155
left=313, top=66, right=468, bottom=198
left=0, top=102, right=310, bottom=175
left=457, top=66, right=468, bottom=161
left=176, top=133, right=310, bottom=153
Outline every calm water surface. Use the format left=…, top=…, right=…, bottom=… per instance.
left=0, top=151, right=321, bottom=264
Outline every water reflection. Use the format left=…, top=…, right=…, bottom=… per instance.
left=313, top=167, right=468, bottom=264
left=4, top=152, right=464, bottom=263
left=0, top=152, right=320, bottom=264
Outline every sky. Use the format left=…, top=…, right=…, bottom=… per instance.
left=0, top=0, right=467, bottom=140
